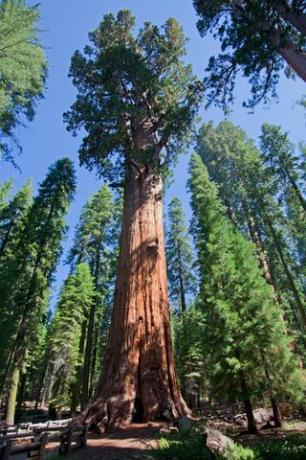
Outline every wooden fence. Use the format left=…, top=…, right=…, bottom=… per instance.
left=0, top=423, right=87, bottom=459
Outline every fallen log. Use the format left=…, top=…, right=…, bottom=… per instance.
left=204, top=428, right=235, bottom=458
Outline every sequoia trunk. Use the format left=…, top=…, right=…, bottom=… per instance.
left=81, top=167, right=190, bottom=432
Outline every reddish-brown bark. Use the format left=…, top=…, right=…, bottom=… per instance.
left=80, top=166, right=190, bottom=432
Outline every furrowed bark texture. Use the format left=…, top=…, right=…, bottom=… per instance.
left=81, top=168, right=190, bottom=432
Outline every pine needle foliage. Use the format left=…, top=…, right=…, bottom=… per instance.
left=0, top=0, right=47, bottom=162
left=189, top=153, right=303, bottom=415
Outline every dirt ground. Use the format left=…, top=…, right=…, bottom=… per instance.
left=46, top=423, right=161, bottom=459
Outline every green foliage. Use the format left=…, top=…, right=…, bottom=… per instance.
left=225, top=443, right=254, bottom=460
left=64, top=10, right=203, bottom=180
left=155, top=433, right=215, bottom=460
left=173, top=307, right=207, bottom=406
left=45, top=263, right=95, bottom=407
left=67, top=184, right=122, bottom=398
left=166, top=197, right=196, bottom=313
left=193, top=0, right=306, bottom=109
left=0, top=158, right=76, bottom=389
left=0, top=0, right=47, bottom=162
left=252, top=435, right=306, bottom=460
left=188, top=153, right=304, bottom=407
left=260, top=123, right=306, bottom=274
left=154, top=432, right=306, bottom=460
left=195, top=120, right=306, bottom=350
left=0, top=179, right=32, bottom=261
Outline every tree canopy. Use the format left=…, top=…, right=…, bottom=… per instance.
left=64, top=10, right=203, bottom=180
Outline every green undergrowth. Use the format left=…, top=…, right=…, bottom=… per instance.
left=153, top=432, right=306, bottom=460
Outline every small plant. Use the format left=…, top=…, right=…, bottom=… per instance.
left=252, top=435, right=306, bottom=460
left=225, top=442, right=254, bottom=460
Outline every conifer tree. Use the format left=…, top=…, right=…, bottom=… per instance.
left=189, top=153, right=303, bottom=433
left=0, top=179, right=13, bottom=214
left=166, top=197, right=195, bottom=314
left=65, top=10, right=203, bottom=430
left=0, top=0, right=47, bottom=162
left=43, top=264, right=95, bottom=412
left=67, top=184, right=121, bottom=408
left=173, top=307, right=206, bottom=411
left=260, top=123, right=306, bottom=213
left=0, top=158, right=76, bottom=424
left=196, top=121, right=306, bottom=338
left=0, top=180, right=32, bottom=261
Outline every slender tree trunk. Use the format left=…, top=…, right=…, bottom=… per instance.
left=265, top=217, right=306, bottom=327
left=281, top=161, right=306, bottom=213
left=80, top=167, right=190, bottom=432
left=177, top=245, right=187, bottom=314
left=239, top=368, right=258, bottom=434
left=270, top=396, right=282, bottom=428
left=71, top=319, right=88, bottom=414
left=273, top=3, right=306, bottom=36
left=6, top=367, right=20, bottom=425
left=16, top=372, right=27, bottom=419
left=83, top=235, right=102, bottom=407
left=81, top=302, right=96, bottom=409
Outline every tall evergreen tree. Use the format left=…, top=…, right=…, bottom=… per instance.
left=67, top=184, right=121, bottom=408
left=260, top=123, right=306, bottom=213
left=193, top=0, right=306, bottom=108
left=0, top=179, right=13, bottom=214
left=196, top=121, right=306, bottom=339
left=64, top=10, right=203, bottom=431
left=166, top=197, right=195, bottom=314
left=0, top=180, right=32, bottom=261
left=0, top=158, right=76, bottom=424
left=189, top=153, right=303, bottom=433
left=0, top=0, right=47, bottom=162
left=42, top=264, right=95, bottom=413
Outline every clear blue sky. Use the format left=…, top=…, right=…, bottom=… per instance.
left=1, top=0, right=305, bottom=307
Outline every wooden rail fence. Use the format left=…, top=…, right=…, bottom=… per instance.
left=0, top=423, right=87, bottom=459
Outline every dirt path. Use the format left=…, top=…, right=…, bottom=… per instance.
left=46, top=423, right=162, bottom=460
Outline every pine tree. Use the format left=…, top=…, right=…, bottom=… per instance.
left=173, top=306, right=206, bottom=411
left=0, top=179, right=13, bottom=215
left=64, top=10, right=203, bottom=431
left=0, top=158, right=76, bottom=424
left=67, top=184, right=121, bottom=408
left=189, top=153, right=303, bottom=433
left=43, top=264, right=95, bottom=413
left=0, top=0, right=47, bottom=162
left=196, top=121, right=306, bottom=341
left=193, top=0, right=306, bottom=109
left=166, top=197, right=195, bottom=314
left=0, top=180, right=32, bottom=261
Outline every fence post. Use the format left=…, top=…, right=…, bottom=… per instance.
left=79, top=424, right=88, bottom=448
left=59, top=429, right=72, bottom=456
left=37, top=433, right=48, bottom=460
left=0, top=440, right=12, bottom=460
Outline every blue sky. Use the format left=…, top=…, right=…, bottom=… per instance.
left=1, top=0, right=305, bottom=307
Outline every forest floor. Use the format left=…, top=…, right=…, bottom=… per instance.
left=46, top=423, right=161, bottom=459
left=43, top=418, right=306, bottom=460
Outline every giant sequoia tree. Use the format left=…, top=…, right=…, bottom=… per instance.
left=193, top=0, right=306, bottom=108
left=65, top=10, right=203, bottom=431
